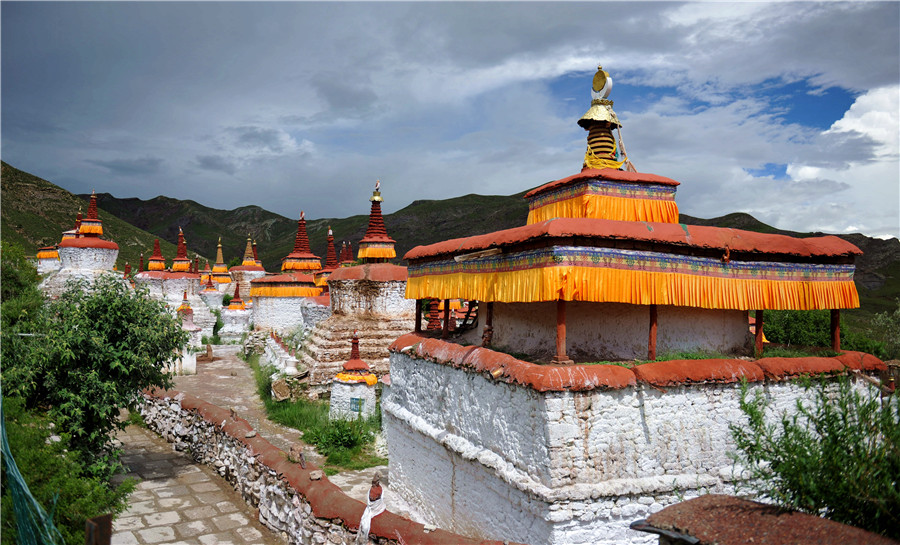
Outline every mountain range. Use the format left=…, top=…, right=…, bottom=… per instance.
left=3, top=160, right=897, bottom=320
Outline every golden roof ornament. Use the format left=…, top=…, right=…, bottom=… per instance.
left=579, top=64, right=620, bottom=129
left=370, top=179, right=383, bottom=202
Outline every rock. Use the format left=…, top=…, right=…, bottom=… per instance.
left=245, top=430, right=257, bottom=438
left=271, top=378, right=291, bottom=402
left=309, top=470, right=324, bottom=481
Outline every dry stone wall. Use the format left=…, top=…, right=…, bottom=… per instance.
left=139, top=388, right=512, bottom=545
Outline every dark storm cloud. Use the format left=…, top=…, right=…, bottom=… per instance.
left=86, top=157, right=164, bottom=176
left=195, top=155, right=237, bottom=175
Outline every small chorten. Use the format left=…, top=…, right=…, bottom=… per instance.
left=176, top=290, right=193, bottom=316
left=199, top=268, right=224, bottom=310
left=147, top=239, right=166, bottom=271
left=229, top=234, right=266, bottom=305
left=578, top=65, right=628, bottom=172
left=329, top=331, right=377, bottom=421
left=211, top=237, right=232, bottom=284
left=171, top=227, right=192, bottom=272
left=356, top=180, right=396, bottom=263
left=60, top=211, right=81, bottom=241
left=227, top=283, right=246, bottom=310
left=36, top=245, right=61, bottom=274
left=281, top=211, right=321, bottom=272
left=240, top=236, right=258, bottom=267
left=314, top=226, right=340, bottom=289
left=200, top=260, right=211, bottom=282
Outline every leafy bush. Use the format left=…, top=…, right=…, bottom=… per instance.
left=764, top=309, right=888, bottom=358
left=2, top=276, right=186, bottom=476
left=1, top=397, right=134, bottom=545
left=869, top=299, right=900, bottom=360
left=730, top=377, right=900, bottom=538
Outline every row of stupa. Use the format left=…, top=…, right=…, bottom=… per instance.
left=36, top=181, right=415, bottom=384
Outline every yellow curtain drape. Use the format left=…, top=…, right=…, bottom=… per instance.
left=250, top=285, right=322, bottom=297
left=78, top=224, right=103, bottom=235
left=527, top=194, right=680, bottom=224
left=357, top=246, right=396, bottom=259
left=406, top=266, right=859, bottom=311
left=282, top=261, right=321, bottom=271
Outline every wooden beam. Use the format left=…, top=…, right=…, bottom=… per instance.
left=648, top=304, right=658, bottom=361
left=831, top=309, right=841, bottom=352
left=481, top=302, right=494, bottom=347
left=755, top=310, right=765, bottom=358
left=442, top=299, right=450, bottom=338
left=551, top=299, right=574, bottom=365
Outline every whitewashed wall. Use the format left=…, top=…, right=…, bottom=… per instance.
left=252, top=296, right=330, bottom=335
left=489, top=301, right=751, bottom=361
left=329, top=280, right=415, bottom=317
left=329, top=380, right=376, bottom=421
left=58, top=246, right=118, bottom=270
left=384, top=351, right=870, bottom=545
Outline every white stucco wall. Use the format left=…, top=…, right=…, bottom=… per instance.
left=252, top=296, right=331, bottom=335
left=37, top=257, right=61, bottom=275
left=383, top=351, right=870, bottom=545
left=329, top=280, right=415, bottom=317
left=58, top=246, right=118, bottom=271
left=329, top=380, right=376, bottom=421
left=488, top=301, right=751, bottom=361
left=220, top=308, right=251, bottom=340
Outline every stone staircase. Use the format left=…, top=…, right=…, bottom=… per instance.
left=297, top=313, right=415, bottom=386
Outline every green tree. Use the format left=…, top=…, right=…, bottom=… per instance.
left=730, top=377, right=900, bottom=538
left=869, top=299, right=900, bottom=360
left=2, top=276, right=187, bottom=475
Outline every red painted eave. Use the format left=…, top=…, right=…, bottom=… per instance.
left=524, top=168, right=681, bottom=199
left=58, top=237, right=119, bottom=250
left=329, top=263, right=408, bottom=282
left=404, top=218, right=862, bottom=261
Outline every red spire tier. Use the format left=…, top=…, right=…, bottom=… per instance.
left=357, top=180, right=396, bottom=263
left=335, top=331, right=377, bottom=385
left=325, top=227, right=338, bottom=268
left=171, top=227, right=191, bottom=272
left=281, top=211, right=321, bottom=272
left=252, top=240, right=262, bottom=267
left=241, top=236, right=255, bottom=266
left=147, top=239, right=166, bottom=271
left=341, top=241, right=355, bottom=267
left=139, top=252, right=144, bottom=272
left=201, top=267, right=218, bottom=292
left=79, top=191, right=104, bottom=236
left=227, top=283, right=246, bottom=310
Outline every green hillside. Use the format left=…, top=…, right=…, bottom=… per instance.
left=1, top=162, right=193, bottom=270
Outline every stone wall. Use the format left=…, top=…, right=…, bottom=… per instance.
left=329, top=280, right=415, bottom=318
left=139, top=388, right=511, bottom=545
left=488, top=301, right=752, bottom=361
left=383, top=334, right=885, bottom=545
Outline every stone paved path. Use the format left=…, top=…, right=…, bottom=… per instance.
left=111, top=424, right=282, bottom=545
left=112, top=345, right=414, bottom=545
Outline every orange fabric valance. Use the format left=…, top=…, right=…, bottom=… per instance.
left=527, top=194, right=679, bottom=224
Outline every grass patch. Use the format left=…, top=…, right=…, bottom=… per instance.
left=245, top=353, right=384, bottom=474
left=762, top=346, right=840, bottom=358
left=124, top=410, right=147, bottom=428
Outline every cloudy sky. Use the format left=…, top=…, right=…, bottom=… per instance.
left=3, top=2, right=898, bottom=239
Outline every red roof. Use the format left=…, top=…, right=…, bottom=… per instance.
left=229, top=264, right=265, bottom=272
left=328, top=263, right=408, bottom=282
left=525, top=168, right=681, bottom=199
left=58, top=237, right=119, bottom=250
left=135, top=271, right=199, bottom=280
left=404, top=217, right=861, bottom=261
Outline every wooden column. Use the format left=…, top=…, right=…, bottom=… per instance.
left=481, top=302, right=494, bottom=347
left=754, top=310, right=765, bottom=358
left=414, top=299, right=422, bottom=333
left=831, top=309, right=841, bottom=352
left=648, top=304, right=658, bottom=361
left=441, top=299, right=451, bottom=338
left=551, top=299, right=574, bottom=365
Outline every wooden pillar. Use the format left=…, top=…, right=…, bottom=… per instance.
left=551, top=299, right=574, bottom=365
left=755, top=309, right=764, bottom=358
left=442, top=299, right=450, bottom=339
left=648, top=304, right=658, bottom=361
left=414, top=299, right=422, bottom=333
left=831, top=309, right=841, bottom=352
left=481, top=302, right=494, bottom=347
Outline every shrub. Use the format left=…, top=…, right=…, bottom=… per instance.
left=730, top=377, right=900, bottom=538
left=1, top=396, right=134, bottom=545
left=2, top=276, right=186, bottom=476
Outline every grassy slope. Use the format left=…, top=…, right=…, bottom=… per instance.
left=1, top=162, right=186, bottom=270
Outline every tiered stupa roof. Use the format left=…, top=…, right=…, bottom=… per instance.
left=356, top=180, right=396, bottom=263
left=201, top=268, right=218, bottom=293
left=281, top=211, right=321, bottom=272
left=147, top=239, right=166, bottom=271
left=60, top=211, right=81, bottom=241
left=211, top=237, right=232, bottom=283
left=58, top=193, right=119, bottom=252
left=252, top=240, right=263, bottom=267
left=315, top=227, right=340, bottom=288
left=230, top=235, right=265, bottom=272
left=339, top=241, right=355, bottom=267
left=171, top=228, right=192, bottom=272
left=405, top=65, right=861, bottom=313
left=226, top=283, right=246, bottom=310
left=335, top=331, right=377, bottom=385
